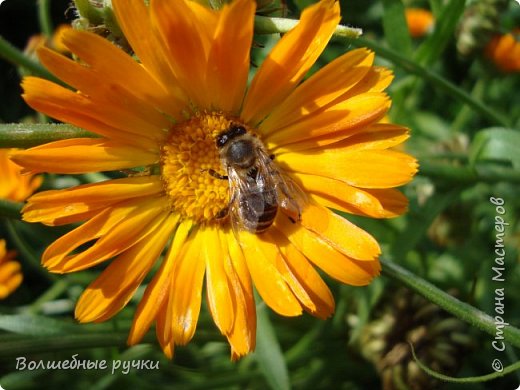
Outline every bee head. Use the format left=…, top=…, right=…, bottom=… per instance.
left=216, top=124, right=247, bottom=148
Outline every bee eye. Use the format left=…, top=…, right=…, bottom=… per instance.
left=230, top=125, right=246, bottom=138
left=216, top=134, right=228, bottom=147
left=216, top=125, right=247, bottom=148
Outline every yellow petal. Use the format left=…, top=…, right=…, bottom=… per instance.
left=342, top=66, right=394, bottom=96
left=271, top=122, right=408, bottom=154
left=296, top=173, right=408, bottom=218
left=0, top=261, right=21, bottom=283
left=299, top=203, right=380, bottom=261
left=37, top=47, right=173, bottom=136
left=325, top=123, right=410, bottom=151
left=0, top=260, right=22, bottom=299
left=55, top=28, right=183, bottom=121
left=151, top=0, right=214, bottom=108
left=265, top=93, right=390, bottom=148
left=276, top=216, right=381, bottom=286
left=205, top=225, right=234, bottom=335
left=260, top=48, right=374, bottom=133
left=112, top=0, right=188, bottom=117
left=224, top=230, right=256, bottom=359
left=42, top=197, right=166, bottom=272
left=0, top=149, right=41, bottom=202
left=75, top=213, right=177, bottom=323
left=361, top=188, right=409, bottom=217
left=277, top=148, right=418, bottom=189
left=184, top=0, right=219, bottom=43
left=0, top=240, right=8, bottom=259
left=155, top=300, right=175, bottom=359
left=265, top=229, right=335, bottom=319
left=238, top=231, right=302, bottom=316
left=23, top=176, right=164, bottom=225
left=128, top=218, right=192, bottom=345
left=169, top=227, right=206, bottom=345
left=10, top=138, right=158, bottom=175
left=241, top=0, right=340, bottom=125
left=205, top=0, right=255, bottom=113
left=22, top=76, right=162, bottom=149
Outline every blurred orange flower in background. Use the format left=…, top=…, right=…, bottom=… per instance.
left=405, top=8, right=434, bottom=38
left=485, top=30, right=520, bottom=73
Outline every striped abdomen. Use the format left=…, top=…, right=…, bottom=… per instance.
left=238, top=189, right=278, bottom=233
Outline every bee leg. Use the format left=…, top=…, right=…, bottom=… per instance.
left=214, top=206, right=229, bottom=220
left=201, top=168, right=228, bottom=180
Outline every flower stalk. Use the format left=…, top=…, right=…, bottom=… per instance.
left=0, top=123, right=96, bottom=148
left=254, top=14, right=363, bottom=39
left=0, top=36, right=57, bottom=81
left=38, top=0, right=54, bottom=38
left=381, top=259, right=520, bottom=349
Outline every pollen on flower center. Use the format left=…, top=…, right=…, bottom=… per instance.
left=160, top=113, right=236, bottom=223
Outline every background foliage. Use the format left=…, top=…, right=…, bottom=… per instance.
left=0, top=0, right=519, bottom=389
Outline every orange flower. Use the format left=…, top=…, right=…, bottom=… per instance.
left=0, top=149, right=42, bottom=202
left=485, top=30, right=520, bottom=73
left=405, top=8, right=434, bottom=38
left=12, top=0, right=417, bottom=359
left=0, top=240, right=23, bottom=299
left=24, top=24, right=73, bottom=58
left=0, top=150, right=40, bottom=299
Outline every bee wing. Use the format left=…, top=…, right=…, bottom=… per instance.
left=227, top=167, right=271, bottom=235
left=256, top=150, right=308, bottom=223
left=226, top=168, right=247, bottom=235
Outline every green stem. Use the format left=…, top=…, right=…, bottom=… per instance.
left=38, top=0, right=53, bottom=38
left=0, top=123, right=97, bottom=148
left=4, top=219, right=56, bottom=282
left=27, top=279, right=70, bottom=315
left=418, top=161, right=520, bottom=184
left=254, top=15, right=362, bottom=40
left=381, top=259, right=520, bottom=349
left=451, top=76, right=486, bottom=132
left=0, top=36, right=57, bottom=81
left=0, top=200, right=22, bottom=219
left=412, top=343, right=520, bottom=382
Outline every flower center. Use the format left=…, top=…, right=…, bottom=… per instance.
left=160, top=112, right=236, bottom=223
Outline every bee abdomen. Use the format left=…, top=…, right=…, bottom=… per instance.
left=239, top=193, right=278, bottom=234
left=250, top=205, right=277, bottom=233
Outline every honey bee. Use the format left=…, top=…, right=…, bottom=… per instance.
left=210, top=124, right=305, bottom=234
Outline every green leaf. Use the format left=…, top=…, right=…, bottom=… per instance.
left=254, top=306, right=291, bottom=390
left=0, top=314, right=80, bottom=337
left=0, top=199, right=22, bottom=219
left=0, top=333, right=132, bottom=358
left=469, top=128, right=520, bottom=169
left=382, top=0, right=413, bottom=57
left=391, top=189, right=462, bottom=261
left=414, top=0, right=466, bottom=65
left=428, top=0, right=443, bottom=15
